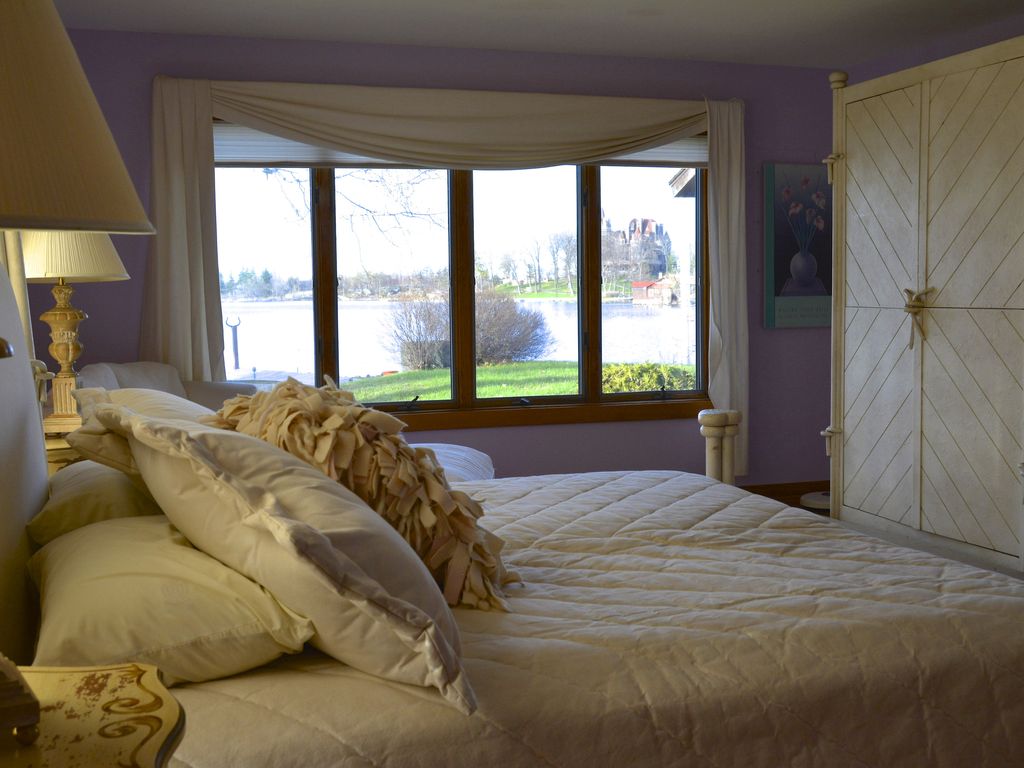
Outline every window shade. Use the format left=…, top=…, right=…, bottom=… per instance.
left=213, top=122, right=708, bottom=167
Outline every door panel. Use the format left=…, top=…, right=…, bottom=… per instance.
left=844, top=86, right=921, bottom=309
left=920, top=308, right=1023, bottom=555
left=842, top=308, right=916, bottom=521
left=927, top=57, right=1024, bottom=310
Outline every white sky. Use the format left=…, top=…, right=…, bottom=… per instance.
left=214, top=166, right=696, bottom=280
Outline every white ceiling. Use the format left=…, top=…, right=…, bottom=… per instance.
left=54, top=0, right=1023, bottom=69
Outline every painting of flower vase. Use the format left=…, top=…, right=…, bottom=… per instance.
left=764, top=162, right=832, bottom=328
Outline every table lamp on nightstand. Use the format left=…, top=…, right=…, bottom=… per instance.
left=23, top=231, right=129, bottom=433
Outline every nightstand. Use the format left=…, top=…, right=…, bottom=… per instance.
left=43, top=436, right=79, bottom=476
left=1, top=663, right=185, bottom=767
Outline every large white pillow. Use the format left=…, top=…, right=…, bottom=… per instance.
left=82, top=404, right=475, bottom=713
left=30, top=516, right=313, bottom=685
left=27, top=460, right=162, bottom=546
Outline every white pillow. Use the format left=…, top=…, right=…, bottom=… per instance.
left=75, top=386, right=213, bottom=421
left=28, top=460, right=162, bottom=546
left=68, top=389, right=212, bottom=474
left=409, top=442, right=496, bottom=482
left=84, top=404, right=476, bottom=713
left=30, top=516, right=313, bottom=685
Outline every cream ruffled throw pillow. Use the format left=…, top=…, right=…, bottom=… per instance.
left=203, top=379, right=516, bottom=610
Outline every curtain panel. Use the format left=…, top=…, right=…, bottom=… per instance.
left=0, top=232, right=34, bottom=358
left=141, top=78, right=224, bottom=381
left=706, top=99, right=749, bottom=476
left=145, top=77, right=747, bottom=472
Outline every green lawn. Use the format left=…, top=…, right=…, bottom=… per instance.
left=493, top=281, right=576, bottom=300
left=344, top=360, right=695, bottom=403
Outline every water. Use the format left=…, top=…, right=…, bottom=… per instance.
left=221, top=297, right=696, bottom=383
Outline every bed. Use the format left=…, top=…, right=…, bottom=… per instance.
left=1, top=268, right=1023, bottom=768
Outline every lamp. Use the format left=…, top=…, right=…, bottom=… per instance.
left=24, top=231, right=129, bottom=431
left=0, top=0, right=153, bottom=436
left=0, top=0, right=153, bottom=233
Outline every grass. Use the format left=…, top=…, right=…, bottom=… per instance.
left=493, top=281, right=576, bottom=300
left=344, top=360, right=697, bottom=403
left=345, top=361, right=580, bottom=402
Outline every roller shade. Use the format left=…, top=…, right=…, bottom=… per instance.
left=214, top=122, right=708, bottom=167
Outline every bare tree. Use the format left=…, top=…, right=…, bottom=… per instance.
left=549, top=232, right=577, bottom=296
left=500, top=254, right=521, bottom=294
left=528, top=241, right=544, bottom=292
left=548, top=240, right=560, bottom=292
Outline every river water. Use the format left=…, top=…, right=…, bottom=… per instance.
left=222, top=298, right=696, bottom=383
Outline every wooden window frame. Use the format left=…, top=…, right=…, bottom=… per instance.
left=263, top=164, right=711, bottom=431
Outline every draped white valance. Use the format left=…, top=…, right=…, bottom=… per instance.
left=208, top=80, right=707, bottom=170
left=144, top=77, right=747, bottom=473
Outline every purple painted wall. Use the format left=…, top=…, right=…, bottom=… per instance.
left=39, top=29, right=838, bottom=483
left=847, top=12, right=1024, bottom=83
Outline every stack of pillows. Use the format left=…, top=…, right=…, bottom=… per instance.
left=28, top=382, right=517, bottom=714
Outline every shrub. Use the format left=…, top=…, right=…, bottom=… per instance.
left=388, top=298, right=450, bottom=370
left=387, top=291, right=554, bottom=369
left=475, top=291, right=553, bottom=364
left=601, top=362, right=695, bottom=393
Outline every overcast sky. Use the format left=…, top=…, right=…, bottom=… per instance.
left=214, top=166, right=696, bottom=281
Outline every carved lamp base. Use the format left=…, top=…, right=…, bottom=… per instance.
left=39, top=279, right=86, bottom=430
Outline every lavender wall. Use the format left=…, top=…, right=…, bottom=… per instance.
left=847, top=12, right=1024, bottom=83
left=44, top=29, right=836, bottom=483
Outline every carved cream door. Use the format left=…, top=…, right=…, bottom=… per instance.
left=839, top=84, right=921, bottom=528
left=920, top=58, right=1024, bottom=558
left=833, top=41, right=1024, bottom=570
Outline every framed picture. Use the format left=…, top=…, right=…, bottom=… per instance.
left=764, top=162, right=832, bottom=328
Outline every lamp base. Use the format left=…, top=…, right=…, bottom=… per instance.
left=47, top=372, right=82, bottom=420
left=39, top=279, right=86, bottom=377
left=38, top=280, right=86, bottom=430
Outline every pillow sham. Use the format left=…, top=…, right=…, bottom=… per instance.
left=83, top=404, right=475, bottom=713
left=74, top=386, right=214, bottom=420
left=206, top=379, right=516, bottom=610
left=407, top=442, right=496, bottom=483
left=27, top=460, right=162, bottom=546
left=68, top=388, right=213, bottom=474
left=29, top=516, right=313, bottom=685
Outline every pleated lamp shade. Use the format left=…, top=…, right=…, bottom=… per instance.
left=0, top=0, right=153, bottom=233
left=23, top=231, right=129, bottom=283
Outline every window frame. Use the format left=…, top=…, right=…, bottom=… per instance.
left=221, top=163, right=711, bottom=431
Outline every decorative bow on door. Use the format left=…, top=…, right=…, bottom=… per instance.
left=902, top=287, right=934, bottom=349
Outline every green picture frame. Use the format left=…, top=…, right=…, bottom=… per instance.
left=764, top=162, right=832, bottom=328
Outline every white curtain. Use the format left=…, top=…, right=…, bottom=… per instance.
left=140, top=78, right=224, bottom=381
left=706, top=99, right=749, bottom=476
left=0, top=231, right=35, bottom=358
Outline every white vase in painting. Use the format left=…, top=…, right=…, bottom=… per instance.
left=781, top=248, right=826, bottom=296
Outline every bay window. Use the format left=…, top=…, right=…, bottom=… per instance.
left=215, top=158, right=708, bottom=429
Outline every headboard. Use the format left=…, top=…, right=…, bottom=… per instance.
left=0, top=267, right=49, bottom=662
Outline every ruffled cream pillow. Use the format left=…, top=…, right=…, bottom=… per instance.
left=204, top=378, right=517, bottom=610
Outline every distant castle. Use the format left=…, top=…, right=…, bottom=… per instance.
left=603, top=215, right=672, bottom=280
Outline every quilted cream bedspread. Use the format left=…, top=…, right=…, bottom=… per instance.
left=169, top=471, right=1024, bottom=768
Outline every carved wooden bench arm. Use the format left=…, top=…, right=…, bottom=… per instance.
left=698, top=409, right=742, bottom=485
